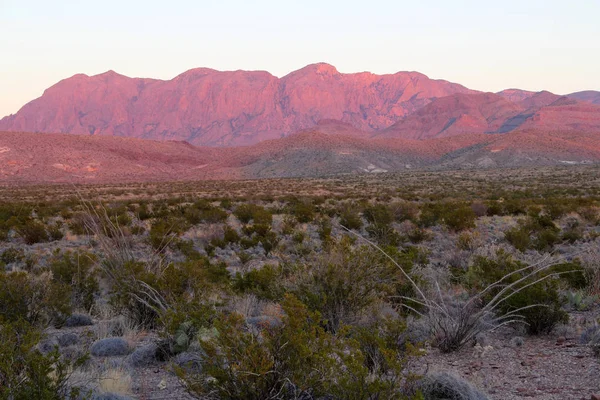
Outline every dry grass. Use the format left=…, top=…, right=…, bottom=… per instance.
left=98, top=367, right=133, bottom=395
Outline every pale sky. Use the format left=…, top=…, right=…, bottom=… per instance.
left=1, top=0, right=599, bottom=118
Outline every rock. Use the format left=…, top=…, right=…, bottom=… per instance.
left=126, top=343, right=159, bottom=367
left=37, top=339, right=58, bottom=354
left=419, top=372, right=490, bottom=400
left=57, top=332, right=79, bottom=347
left=64, top=314, right=94, bottom=327
left=173, top=352, right=203, bottom=374
left=90, top=338, right=130, bottom=357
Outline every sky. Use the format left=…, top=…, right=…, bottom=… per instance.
left=1, top=0, right=599, bottom=117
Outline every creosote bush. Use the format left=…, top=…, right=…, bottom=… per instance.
left=177, top=295, right=418, bottom=400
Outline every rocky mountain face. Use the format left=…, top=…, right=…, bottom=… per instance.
left=0, top=64, right=475, bottom=146
left=376, top=92, right=600, bottom=140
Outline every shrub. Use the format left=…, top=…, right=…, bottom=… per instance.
left=49, top=251, right=99, bottom=311
left=292, top=244, right=411, bottom=333
left=364, top=204, right=394, bottom=226
left=289, top=199, right=316, bottom=223
left=338, top=204, right=363, bottom=230
left=184, top=201, right=227, bottom=224
left=1, top=247, right=25, bottom=264
left=0, top=320, right=88, bottom=400
left=233, top=265, right=282, bottom=300
left=17, top=220, right=49, bottom=244
left=148, top=218, right=187, bottom=250
left=443, top=204, right=477, bottom=232
left=550, top=260, right=588, bottom=289
left=580, top=326, right=600, bottom=357
left=178, top=295, right=413, bottom=400
left=234, top=204, right=272, bottom=225
left=0, top=271, right=72, bottom=327
left=504, top=226, right=531, bottom=252
left=467, top=252, right=568, bottom=335
left=47, top=222, right=64, bottom=241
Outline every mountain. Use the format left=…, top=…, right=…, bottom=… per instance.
left=497, top=89, right=536, bottom=103
left=2, top=129, right=598, bottom=184
left=376, top=92, right=600, bottom=140
left=567, top=91, right=600, bottom=105
left=375, top=92, right=524, bottom=139
left=0, top=64, right=475, bottom=146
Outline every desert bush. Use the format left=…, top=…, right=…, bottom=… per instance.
left=364, top=204, right=394, bottom=226
left=17, top=219, right=49, bottom=244
left=0, top=320, right=88, bottom=400
left=467, top=251, right=568, bottom=335
left=443, top=204, right=477, bottom=232
left=390, top=201, right=419, bottom=222
left=149, top=218, right=187, bottom=251
left=550, top=260, right=588, bottom=289
left=338, top=203, right=363, bottom=230
left=184, top=201, right=228, bottom=224
left=233, top=264, right=283, bottom=301
left=292, top=244, right=414, bottom=333
left=504, top=226, right=531, bottom=251
left=419, top=202, right=476, bottom=231
left=49, top=251, right=99, bottom=311
left=289, top=199, right=316, bottom=223
left=1, top=247, right=25, bottom=264
left=47, top=222, right=64, bottom=241
left=178, top=295, right=414, bottom=400
left=0, top=271, right=72, bottom=327
left=234, top=204, right=272, bottom=225
left=470, top=201, right=488, bottom=218
left=580, top=325, right=600, bottom=357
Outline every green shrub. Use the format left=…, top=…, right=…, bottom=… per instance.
left=233, top=264, right=282, bottom=300
left=289, top=199, right=316, bottom=223
left=364, top=204, right=394, bottom=226
left=1, top=247, right=25, bottom=265
left=0, top=271, right=72, bottom=327
left=49, top=252, right=99, bottom=311
left=338, top=204, right=363, bottom=230
left=234, top=204, right=272, bottom=225
left=443, top=205, right=476, bottom=232
left=550, top=260, right=588, bottom=289
left=178, top=295, right=414, bottom=400
left=0, top=320, right=88, bottom=400
left=17, top=220, right=49, bottom=245
left=504, top=226, right=531, bottom=252
left=467, top=252, right=568, bottom=335
left=149, top=218, right=188, bottom=250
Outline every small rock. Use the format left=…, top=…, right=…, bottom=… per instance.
left=90, top=337, right=130, bottom=357
left=64, top=314, right=94, bottom=327
left=126, top=343, right=159, bottom=367
left=57, top=332, right=79, bottom=347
